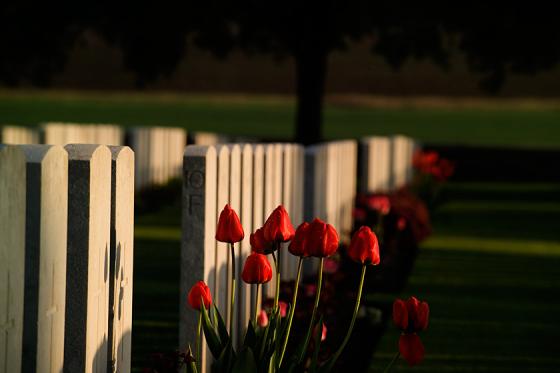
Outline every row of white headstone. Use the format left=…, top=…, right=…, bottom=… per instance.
left=1, top=124, right=236, bottom=191
left=180, top=143, right=305, bottom=371
left=180, top=135, right=418, bottom=372
left=0, top=144, right=134, bottom=373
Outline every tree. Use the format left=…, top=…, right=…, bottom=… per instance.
left=2, top=2, right=560, bottom=144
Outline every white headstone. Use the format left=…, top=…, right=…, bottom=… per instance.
left=21, top=145, right=68, bottom=373
left=0, top=145, right=26, bottom=373
left=108, top=146, right=134, bottom=373
left=64, top=144, right=112, bottom=373
left=215, top=146, right=231, bottom=323
left=181, top=146, right=218, bottom=373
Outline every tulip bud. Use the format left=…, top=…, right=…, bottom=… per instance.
left=392, top=298, right=408, bottom=330
left=257, top=309, right=269, bottom=327
left=347, top=226, right=380, bottom=265
left=242, top=252, right=273, bottom=284
left=278, top=301, right=287, bottom=317
left=263, top=205, right=295, bottom=242
left=313, top=322, right=327, bottom=342
left=187, top=281, right=212, bottom=310
left=250, top=227, right=274, bottom=254
left=306, top=218, right=339, bottom=258
left=399, top=334, right=425, bottom=366
left=288, top=222, right=310, bottom=257
left=215, top=204, right=244, bottom=243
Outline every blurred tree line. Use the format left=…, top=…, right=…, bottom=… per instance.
left=2, top=2, right=560, bottom=144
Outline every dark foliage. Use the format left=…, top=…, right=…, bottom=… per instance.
left=3, top=3, right=560, bottom=142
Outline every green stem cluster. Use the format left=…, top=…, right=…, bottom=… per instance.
left=298, top=257, right=324, bottom=363
left=278, top=256, right=303, bottom=367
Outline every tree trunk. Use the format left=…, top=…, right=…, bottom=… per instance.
left=294, top=48, right=328, bottom=145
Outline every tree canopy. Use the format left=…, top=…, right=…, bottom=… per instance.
left=2, top=2, right=559, bottom=142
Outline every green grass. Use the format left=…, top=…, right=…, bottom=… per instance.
left=369, top=182, right=560, bottom=372
left=2, top=90, right=560, bottom=148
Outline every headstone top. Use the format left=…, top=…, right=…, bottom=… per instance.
left=65, top=144, right=110, bottom=160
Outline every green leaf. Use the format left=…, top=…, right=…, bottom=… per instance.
left=232, top=347, right=257, bottom=373
left=186, top=345, right=198, bottom=373
left=201, top=305, right=224, bottom=359
left=214, top=305, right=230, bottom=345
left=243, top=319, right=257, bottom=349
left=214, top=341, right=235, bottom=373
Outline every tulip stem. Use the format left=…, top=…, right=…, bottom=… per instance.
left=278, top=256, right=303, bottom=368
left=299, top=257, right=324, bottom=363
left=196, top=311, right=202, bottom=372
left=382, top=351, right=400, bottom=373
left=254, top=283, right=260, bottom=323
left=229, top=242, right=236, bottom=334
left=271, top=247, right=281, bottom=310
left=327, top=264, right=367, bottom=367
left=275, top=243, right=281, bottom=310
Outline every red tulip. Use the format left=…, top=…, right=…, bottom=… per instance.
left=250, top=227, right=273, bottom=254
left=406, top=297, right=429, bottom=331
left=242, top=252, right=273, bottom=284
left=263, top=205, right=295, bottom=242
left=347, top=226, right=380, bottom=265
left=187, top=281, right=212, bottom=310
left=215, top=204, right=244, bottom=243
left=288, top=222, right=310, bottom=257
left=257, top=309, right=269, bottom=327
left=306, top=218, right=339, bottom=258
left=278, top=301, right=288, bottom=317
left=367, top=195, right=391, bottom=215
left=392, top=299, right=408, bottom=330
left=393, top=296, right=430, bottom=333
left=399, top=334, right=425, bottom=366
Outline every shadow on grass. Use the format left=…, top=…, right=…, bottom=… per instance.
left=369, top=182, right=560, bottom=372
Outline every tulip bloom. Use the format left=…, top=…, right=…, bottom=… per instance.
left=242, top=252, right=273, bottom=284
left=393, top=296, right=430, bottom=366
left=306, top=218, right=339, bottom=258
left=367, top=195, right=391, bottom=215
left=278, top=301, right=287, bottom=317
left=263, top=205, right=295, bottom=242
left=250, top=227, right=274, bottom=254
left=347, top=226, right=380, bottom=265
left=399, top=334, right=425, bottom=366
left=288, top=222, right=310, bottom=257
left=187, top=281, right=212, bottom=310
left=257, top=309, right=269, bottom=327
left=215, top=204, right=244, bottom=243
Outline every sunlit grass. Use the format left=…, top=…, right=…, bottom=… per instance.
left=2, top=90, right=560, bottom=148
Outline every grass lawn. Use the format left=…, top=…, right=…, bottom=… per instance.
left=369, top=182, right=560, bottom=372
left=2, top=90, right=560, bottom=148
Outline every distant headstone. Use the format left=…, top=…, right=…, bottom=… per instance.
left=360, top=136, right=392, bottom=193
left=1, top=126, right=39, bottom=144
left=64, top=144, right=112, bottom=373
left=0, top=145, right=26, bottom=373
